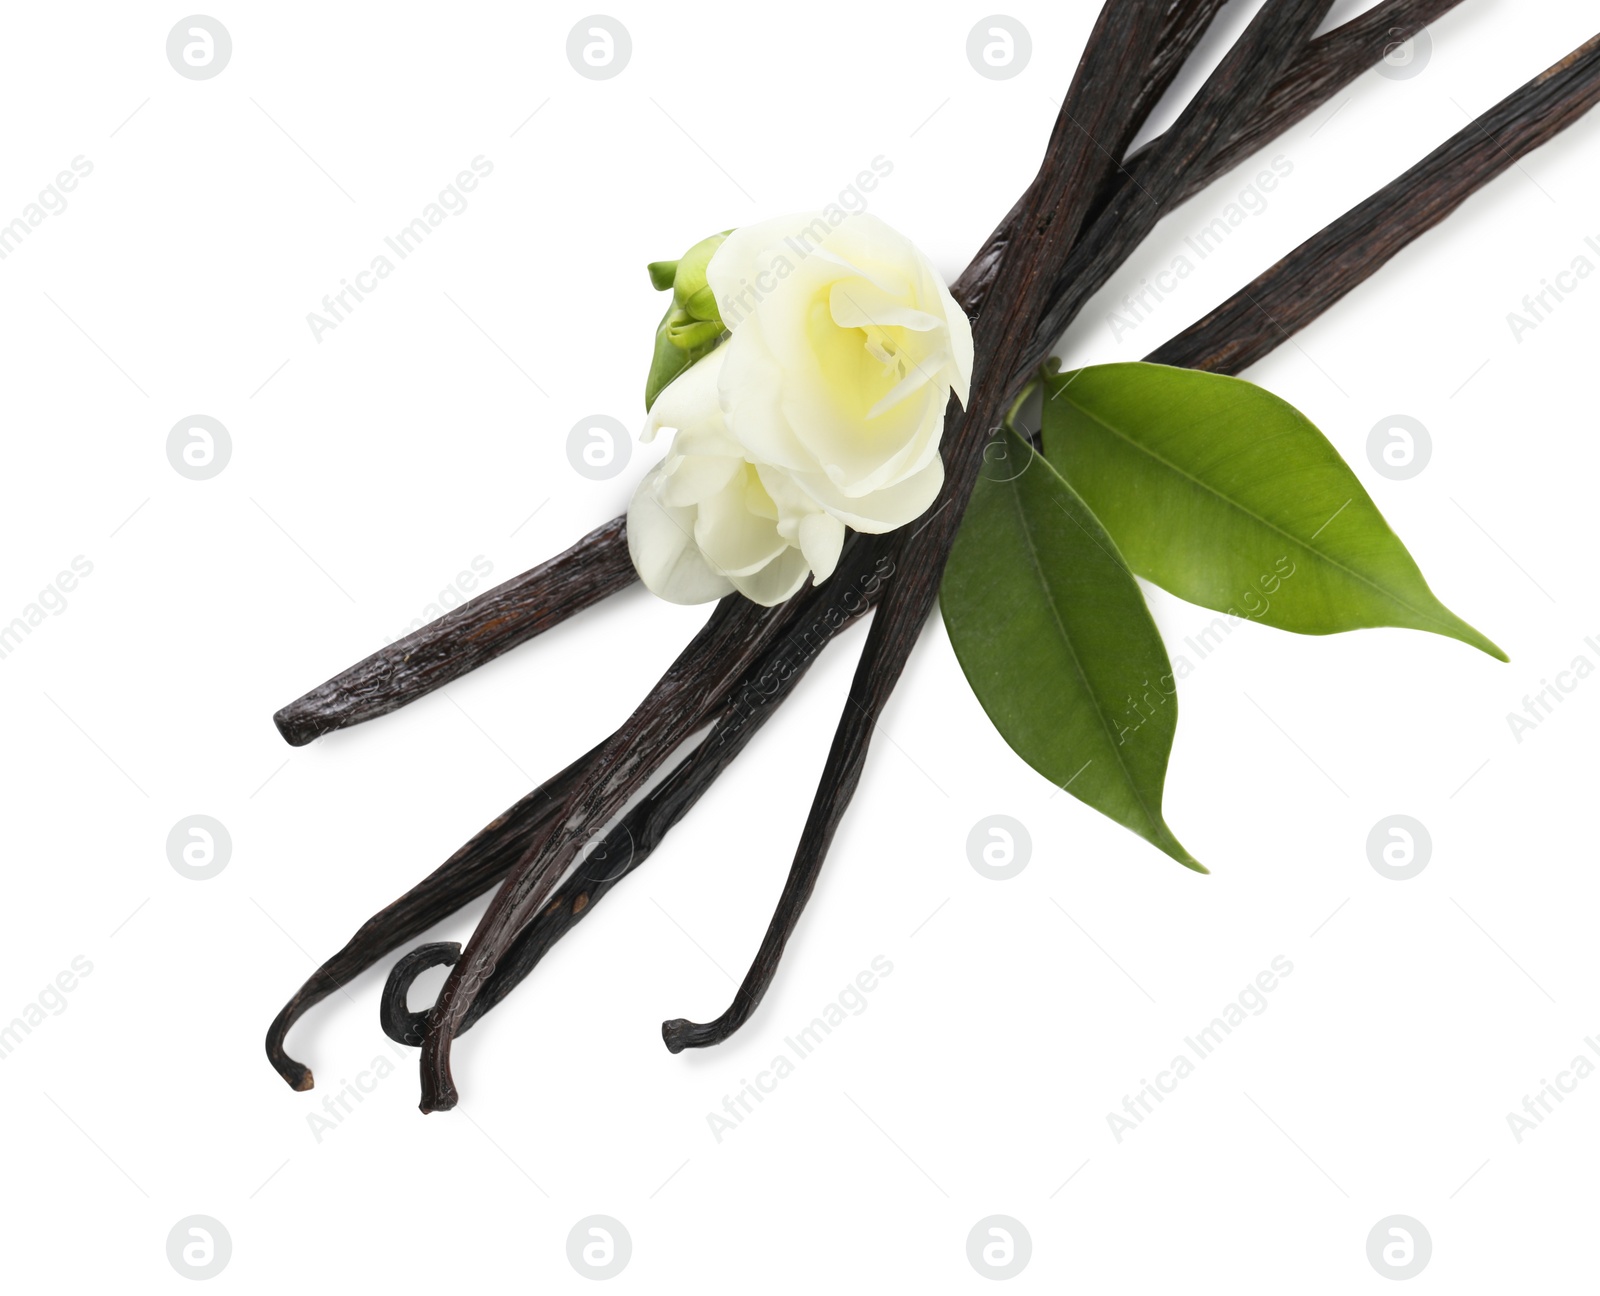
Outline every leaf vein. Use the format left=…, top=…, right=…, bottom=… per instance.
left=1005, top=468, right=1166, bottom=840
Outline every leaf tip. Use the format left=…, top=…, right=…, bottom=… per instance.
left=1154, top=827, right=1206, bottom=874
left=1458, top=622, right=1509, bottom=663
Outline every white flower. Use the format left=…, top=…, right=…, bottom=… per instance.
left=627, top=349, right=845, bottom=606
left=626, top=210, right=972, bottom=607
left=707, top=211, right=974, bottom=531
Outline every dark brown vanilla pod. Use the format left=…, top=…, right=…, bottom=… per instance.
left=1149, top=31, right=1600, bottom=375
left=270, top=0, right=1600, bottom=1105
left=417, top=589, right=807, bottom=1111
left=1134, top=0, right=1236, bottom=132
left=338, top=28, right=1600, bottom=1070
left=381, top=535, right=896, bottom=1047
left=266, top=2, right=1248, bottom=1076
left=668, top=20, right=1600, bottom=1060
left=270, top=0, right=1434, bottom=754
left=1021, top=0, right=1338, bottom=389
left=959, top=0, right=1230, bottom=316
left=662, top=0, right=1183, bottom=1055
left=264, top=741, right=600, bottom=1089
left=965, top=0, right=1464, bottom=312
left=275, top=4, right=1227, bottom=754
left=281, top=537, right=886, bottom=1080
left=379, top=943, right=461, bottom=1046
left=272, top=515, right=635, bottom=746
left=379, top=11, right=1600, bottom=1045
left=417, top=4, right=1187, bottom=1098
left=663, top=0, right=1336, bottom=1056
left=1171, top=0, right=1468, bottom=204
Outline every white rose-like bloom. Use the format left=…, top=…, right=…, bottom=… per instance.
left=627, top=348, right=847, bottom=606
left=626, top=211, right=973, bottom=607
left=708, top=211, right=974, bottom=532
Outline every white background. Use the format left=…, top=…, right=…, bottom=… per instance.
left=1, top=1, right=1596, bottom=1289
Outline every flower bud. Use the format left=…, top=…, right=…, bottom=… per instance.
left=644, top=232, right=730, bottom=411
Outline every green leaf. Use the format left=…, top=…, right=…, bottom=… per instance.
left=1041, top=362, right=1505, bottom=660
left=942, top=427, right=1203, bottom=873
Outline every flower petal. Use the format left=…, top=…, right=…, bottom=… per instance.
left=657, top=448, right=742, bottom=508
left=626, top=465, right=735, bottom=605
left=707, top=211, right=829, bottom=320
left=645, top=346, right=733, bottom=444
left=797, top=511, right=846, bottom=582
left=729, top=546, right=813, bottom=607
left=693, top=467, right=789, bottom=577
left=828, top=279, right=944, bottom=334
left=938, top=282, right=974, bottom=406
left=799, top=455, right=945, bottom=532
